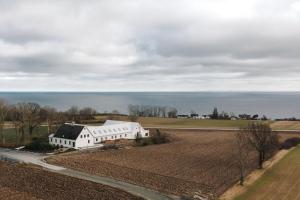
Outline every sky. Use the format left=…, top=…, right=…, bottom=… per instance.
left=0, top=0, right=300, bottom=91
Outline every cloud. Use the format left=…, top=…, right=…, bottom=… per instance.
left=0, top=0, right=299, bottom=91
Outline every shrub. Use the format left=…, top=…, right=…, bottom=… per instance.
left=151, top=129, right=169, bottom=144
left=280, top=137, right=300, bottom=149
left=135, top=129, right=169, bottom=146
left=135, top=133, right=142, bottom=143
left=100, top=144, right=118, bottom=150
left=25, top=137, right=57, bottom=152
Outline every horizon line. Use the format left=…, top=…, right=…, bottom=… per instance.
left=1, top=90, right=300, bottom=93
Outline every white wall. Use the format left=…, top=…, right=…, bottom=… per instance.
left=75, top=128, right=95, bottom=148
left=49, top=137, right=75, bottom=148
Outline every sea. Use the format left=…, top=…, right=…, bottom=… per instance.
left=0, top=92, right=300, bottom=119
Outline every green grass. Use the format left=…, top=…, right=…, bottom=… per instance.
left=2, top=126, right=48, bottom=147
left=138, top=117, right=262, bottom=128
left=95, top=115, right=275, bottom=129
left=235, top=146, right=300, bottom=200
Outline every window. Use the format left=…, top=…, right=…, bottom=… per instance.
left=96, top=138, right=98, bottom=142
left=50, top=138, right=52, bottom=142
left=125, top=134, right=127, bottom=137
left=60, top=140, right=62, bottom=144
left=69, top=141, right=71, bottom=145
left=87, top=134, right=89, bottom=137
left=111, top=136, right=113, bottom=139
left=145, top=133, right=148, bottom=136
left=120, top=135, right=122, bottom=138
left=55, top=139, right=57, bottom=143
left=80, top=135, right=83, bottom=138
left=84, top=135, right=86, bottom=138
left=72, top=142, right=75, bottom=147
left=64, top=140, right=66, bottom=144
left=88, top=140, right=90, bottom=144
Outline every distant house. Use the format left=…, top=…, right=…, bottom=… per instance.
left=231, top=116, right=238, bottom=120
left=239, top=114, right=251, bottom=120
left=190, top=113, right=199, bottom=119
left=201, top=115, right=211, bottom=119
left=49, top=120, right=149, bottom=149
left=177, top=114, right=189, bottom=119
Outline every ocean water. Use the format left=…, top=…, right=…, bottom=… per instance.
left=0, top=92, right=300, bottom=118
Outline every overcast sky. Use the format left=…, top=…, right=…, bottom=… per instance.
left=0, top=0, right=300, bottom=91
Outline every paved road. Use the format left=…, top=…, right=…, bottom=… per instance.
left=0, top=148, right=65, bottom=170
left=0, top=148, right=175, bottom=200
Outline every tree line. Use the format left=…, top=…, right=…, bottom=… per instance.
left=210, top=107, right=268, bottom=120
left=128, top=104, right=178, bottom=118
left=0, top=99, right=98, bottom=145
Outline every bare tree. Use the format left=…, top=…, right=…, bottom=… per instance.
left=8, top=104, right=25, bottom=144
left=128, top=115, right=138, bottom=122
left=0, top=99, right=8, bottom=145
left=167, top=107, right=178, bottom=118
left=40, top=106, right=57, bottom=134
left=54, top=111, right=68, bottom=131
left=25, top=102, right=41, bottom=139
left=233, top=131, right=252, bottom=185
left=241, top=122, right=278, bottom=169
left=15, top=103, right=27, bottom=143
left=67, top=106, right=79, bottom=121
left=79, top=107, right=97, bottom=120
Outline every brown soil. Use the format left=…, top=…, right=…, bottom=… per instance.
left=48, top=130, right=256, bottom=196
left=47, top=129, right=299, bottom=198
left=0, top=161, right=143, bottom=200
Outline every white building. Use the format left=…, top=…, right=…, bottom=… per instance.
left=48, top=120, right=149, bottom=149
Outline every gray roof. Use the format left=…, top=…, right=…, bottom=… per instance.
left=53, top=124, right=84, bottom=140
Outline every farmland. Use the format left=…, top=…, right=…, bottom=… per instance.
left=270, top=120, right=300, bottom=130
left=48, top=129, right=300, bottom=197
left=48, top=129, right=259, bottom=197
left=95, top=115, right=258, bottom=129
left=235, top=145, right=300, bottom=200
left=0, top=161, right=143, bottom=200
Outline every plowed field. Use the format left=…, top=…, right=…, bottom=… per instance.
left=0, top=161, right=143, bottom=200
left=48, top=129, right=299, bottom=197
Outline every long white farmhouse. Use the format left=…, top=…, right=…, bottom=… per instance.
left=49, top=120, right=149, bottom=149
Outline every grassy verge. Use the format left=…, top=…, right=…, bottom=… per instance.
left=235, top=146, right=300, bottom=200
left=2, top=126, right=48, bottom=147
